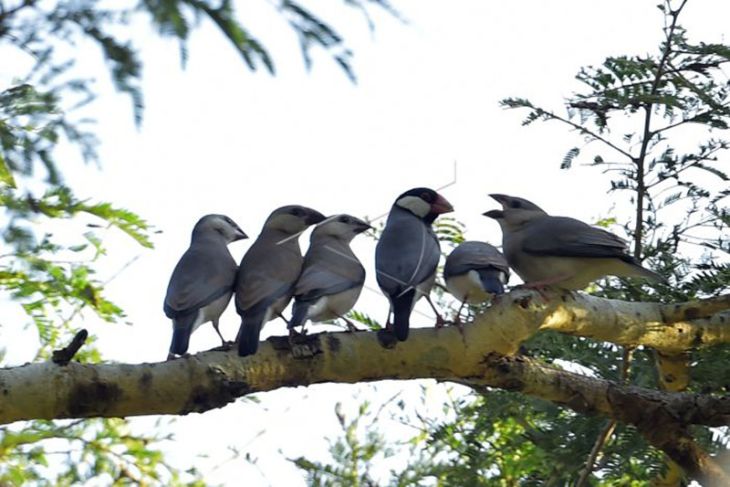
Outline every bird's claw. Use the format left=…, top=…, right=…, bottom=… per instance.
left=434, top=315, right=447, bottom=329
left=166, top=352, right=190, bottom=361
left=210, top=341, right=234, bottom=352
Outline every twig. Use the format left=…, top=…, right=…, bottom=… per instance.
left=575, top=348, right=634, bottom=486
left=51, top=329, right=88, bottom=365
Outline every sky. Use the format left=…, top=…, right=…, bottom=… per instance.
left=3, top=0, right=730, bottom=484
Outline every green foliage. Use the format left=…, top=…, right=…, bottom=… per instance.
left=494, top=0, right=729, bottom=482
left=0, top=418, right=204, bottom=486
left=0, top=0, right=396, bottom=484
left=302, top=2, right=729, bottom=485
left=291, top=401, right=391, bottom=486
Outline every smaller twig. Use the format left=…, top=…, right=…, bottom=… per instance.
left=575, top=348, right=634, bottom=486
left=51, top=329, right=89, bottom=365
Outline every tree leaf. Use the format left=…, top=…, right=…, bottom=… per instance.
left=0, top=151, right=16, bottom=188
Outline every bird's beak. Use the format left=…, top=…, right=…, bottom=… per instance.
left=483, top=209, right=504, bottom=219
left=431, top=194, right=454, bottom=215
left=489, top=194, right=509, bottom=207
left=306, top=209, right=326, bottom=225
left=356, top=221, right=374, bottom=233
left=233, top=227, right=248, bottom=241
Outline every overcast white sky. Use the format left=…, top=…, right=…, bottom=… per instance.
left=3, top=0, right=730, bottom=484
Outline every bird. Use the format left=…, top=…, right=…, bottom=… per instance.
left=163, top=214, right=247, bottom=360
left=375, top=187, right=453, bottom=341
left=235, top=205, right=325, bottom=357
left=289, top=214, right=372, bottom=333
left=443, top=241, right=510, bottom=319
left=484, top=194, right=665, bottom=290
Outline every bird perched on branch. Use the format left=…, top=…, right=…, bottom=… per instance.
left=444, top=241, right=510, bottom=317
left=484, top=194, right=664, bottom=290
left=235, top=205, right=325, bottom=357
left=164, top=214, right=247, bottom=360
left=375, top=187, right=453, bottom=341
left=289, top=214, right=372, bottom=334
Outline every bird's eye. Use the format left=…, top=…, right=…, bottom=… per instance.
left=291, top=208, right=303, bottom=217
left=421, top=192, right=432, bottom=202
left=512, top=201, right=522, bottom=209
left=339, top=216, right=349, bottom=223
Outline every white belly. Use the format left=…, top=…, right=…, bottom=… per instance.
left=194, top=291, right=233, bottom=331
left=445, top=271, right=492, bottom=304
left=307, top=286, right=363, bottom=322
left=516, top=255, right=640, bottom=290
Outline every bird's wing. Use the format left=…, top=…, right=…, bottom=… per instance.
left=235, top=237, right=303, bottom=312
left=375, top=208, right=441, bottom=296
left=295, top=240, right=365, bottom=301
left=164, top=242, right=237, bottom=318
left=522, top=216, right=629, bottom=258
left=444, top=241, right=510, bottom=278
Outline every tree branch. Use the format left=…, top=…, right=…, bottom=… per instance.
left=1, top=290, right=729, bottom=481
left=463, top=354, right=730, bottom=486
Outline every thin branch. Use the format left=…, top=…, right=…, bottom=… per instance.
left=534, top=108, right=633, bottom=159
left=633, top=0, right=687, bottom=259
left=575, top=348, right=633, bottom=486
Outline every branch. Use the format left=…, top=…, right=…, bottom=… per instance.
left=575, top=348, right=633, bottom=487
left=52, top=329, right=89, bottom=366
left=463, top=355, right=730, bottom=486
left=532, top=108, right=633, bottom=160
left=1, top=290, right=729, bottom=480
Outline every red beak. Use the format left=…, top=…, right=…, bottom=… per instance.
left=431, top=194, right=454, bottom=215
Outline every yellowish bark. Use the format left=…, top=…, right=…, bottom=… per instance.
left=0, top=290, right=728, bottom=483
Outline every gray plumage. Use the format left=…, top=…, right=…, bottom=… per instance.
left=375, top=187, right=453, bottom=341
left=164, top=214, right=247, bottom=359
left=289, top=214, right=371, bottom=330
left=235, top=205, right=325, bottom=356
left=484, top=194, right=664, bottom=290
left=444, top=241, right=510, bottom=304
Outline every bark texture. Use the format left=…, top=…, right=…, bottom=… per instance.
left=1, top=290, right=728, bottom=483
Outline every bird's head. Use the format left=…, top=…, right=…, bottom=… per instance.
left=264, top=205, right=326, bottom=234
left=394, top=187, right=453, bottom=223
left=312, top=214, right=373, bottom=242
left=484, top=194, right=547, bottom=231
left=192, top=214, right=247, bottom=243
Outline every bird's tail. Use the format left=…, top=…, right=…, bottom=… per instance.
left=623, top=257, right=667, bottom=283
left=478, top=269, right=506, bottom=296
left=169, top=320, right=194, bottom=357
left=632, top=264, right=667, bottom=283
left=237, top=316, right=262, bottom=357
left=289, top=300, right=310, bottom=330
left=392, top=289, right=415, bottom=341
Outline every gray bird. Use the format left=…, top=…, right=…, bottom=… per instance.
left=484, top=194, right=664, bottom=290
left=235, top=205, right=325, bottom=357
left=164, top=214, right=247, bottom=360
left=444, top=241, right=510, bottom=306
left=289, top=214, right=372, bottom=333
left=375, top=187, right=454, bottom=341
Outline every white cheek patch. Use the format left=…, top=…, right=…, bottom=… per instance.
left=397, top=195, right=430, bottom=218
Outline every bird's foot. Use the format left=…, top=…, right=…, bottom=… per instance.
left=517, top=283, right=554, bottom=301
left=434, top=314, right=447, bottom=329
left=288, top=327, right=311, bottom=351
left=210, top=341, right=234, bottom=352
left=453, top=319, right=466, bottom=339
left=341, top=317, right=361, bottom=333
left=166, top=352, right=190, bottom=361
